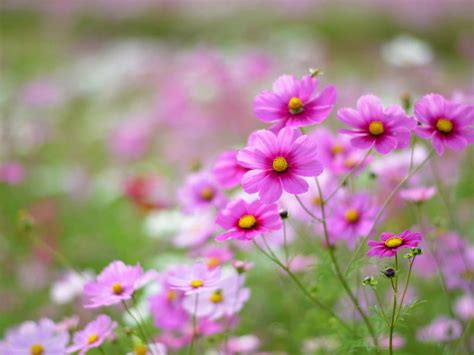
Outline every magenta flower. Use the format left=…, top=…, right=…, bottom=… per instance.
left=237, top=127, right=323, bottom=203
left=253, top=74, right=336, bottom=131
left=68, top=315, right=117, bottom=355
left=399, top=186, right=436, bottom=203
left=182, top=272, right=250, bottom=320
left=327, top=193, right=378, bottom=248
left=338, top=95, right=416, bottom=154
left=83, top=261, right=144, bottom=308
left=417, top=317, right=462, bottom=343
left=212, top=149, right=248, bottom=189
left=215, top=199, right=282, bottom=241
left=414, top=93, right=474, bottom=155
left=178, top=172, right=227, bottom=213
left=167, top=262, right=221, bottom=295
left=367, top=230, right=422, bottom=257
left=0, top=319, right=69, bottom=355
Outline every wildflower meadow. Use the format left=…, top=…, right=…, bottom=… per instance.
left=1, top=1, right=473, bottom=354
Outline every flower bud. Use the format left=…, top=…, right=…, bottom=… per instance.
left=383, top=267, right=396, bottom=278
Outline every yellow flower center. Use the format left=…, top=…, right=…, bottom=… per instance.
left=207, top=256, right=221, bottom=269
left=344, top=208, right=359, bottom=223
left=166, top=289, right=176, bottom=301
left=288, top=97, right=304, bottom=114
left=238, top=214, right=257, bottom=229
left=87, top=334, right=99, bottom=344
left=436, top=118, right=453, bottom=133
left=331, top=144, right=345, bottom=155
left=190, top=279, right=204, bottom=288
left=134, top=344, right=148, bottom=355
left=384, top=237, right=403, bottom=248
left=272, top=156, right=288, bottom=173
left=30, top=344, right=44, bottom=355
left=368, top=120, right=384, bottom=136
left=209, top=290, right=224, bottom=304
left=111, top=282, right=124, bottom=295
left=312, top=196, right=322, bottom=206
left=200, top=187, right=214, bottom=201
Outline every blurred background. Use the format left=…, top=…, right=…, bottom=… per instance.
left=0, top=0, right=473, bottom=353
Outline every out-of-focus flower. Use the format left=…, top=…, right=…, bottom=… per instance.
left=286, top=255, right=316, bottom=273
left=149, top=273, right=189, bottom=331
left=0, top=161, right=25, bottom=185
left=83, top=261, right=145, bottom=308
left=253, top=74, right=336, bottom=131
left=167, top=262, right=221, bottom=295
left=215, top=199, right=282, bottom=241
left=454, top=294, right=474, bottom=320
left=373, top=333, right=406, bottom=349
left=232, top=260, right=254, bottom=274
left=237, top=127, right=323, bottom=203
left=338, top=95, right=416, bottom=154
left=302, top=336, right=339, bottom=353
left=19, top=79, right=62, bottom=107
left=381, top=35, right=433, bottom=67
left=126, top=342, right=167, bottom=355
left=178, top=172, right=227, bottom=213
left=55, top=316, right=80, bottom=332
left=327, top=193, right=378, bottom=248
left=367, top=230, right=422, bottom=257
left=414, top=93, right=474, bottom=155
left=212, top=149, right=248, bottom=189
left=182, top=272, right=250, bottom=320
left=199, top=246, right=233, bottom=270
left=0, top=319, right=69, bottom=354
left=417, top=317, right=462, bottom=342
left=225, top=334, right=260, bottom=354
left=399, top=186, right=436, bottom=203
left=68, top=315, right=117, bottom=355
left=50, top=270, right=94, bottom=305
left=124, top=175, right=168, bottom=211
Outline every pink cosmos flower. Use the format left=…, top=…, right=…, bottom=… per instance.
left=0, top=161, right=25, bottom=185
left=0, top=319, right=69, bottom=355
left=224, top=334, right=260, bottom=354
left=68, top=315, right=117, bottom=355
left=167, top=262, right=221, bottom=295
left=149, top=273, right=189, bottom=331
left=212, top=149, right=248, bottom=189
left=326, top=193, right=378, bottom=248
left=182, top=272, right=250, bottom=320
left=338, top=95, right=416, bottom=154
left=199, top=246, right=234, bottom=270
left=399, top=186, right=436, bottom=203
left=237, top=127, right=323, bottom=203
left=454, top=294, right=474, bottom=320
left=178, top=172, right=227, bottom=213
left=83, top=261, right=145, bottom=308
left=417, top=317, right=462, bottom=343
left=215, top=199, right=282, bottom=241
left=253, top=74, right=336, bottom=131
left=367, top=230, right=422, bottom=257
left=414, top=93, right=474, bottom=155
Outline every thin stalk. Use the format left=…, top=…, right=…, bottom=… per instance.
left=315, top=178, right=379, bottom=351
left=394, top=256, right=416, bottom=323
left=122, top=301, right=149, bottom=347
left=389, top=255, right=399, bottom=355
left=252, top=239, right=352, bottom=333
left=294, top=195, right=323, bottom=223
left=282, top=220, right=289, bottom=266
left=371, top=287, right=390, bottom=327
left=325, top=148, right=372, bottom=202
left=188, top=294, right=199, bottom=355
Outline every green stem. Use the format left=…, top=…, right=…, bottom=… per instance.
left=394, top=256, right=416, bottom=323
left=294, top=195, right=323, bottom=223
left=371, top=287, right=390, bottom=327
left=122, top=301, right=149, bottom=347
left=315, top=178, right=379, bottom=351
left=252, top=239, right=352, bottom=333
left=188, top=294, right=199, bottom=355
left=389, top=255, right=399, bottom=355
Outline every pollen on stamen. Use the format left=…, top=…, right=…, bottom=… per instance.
left=111, top=282, right=123, bottom=295
left=436, top=118, right=453, bottom=133
left=368, top=120, right=384, bottom=136
left=134, top=344, right=148, bottom=355
left=30, top=344, right=44, bottom=355
left=200, top=187, right=214, bottom=201
left=272, top=156, right=288, bottom=173
left=209, top=290, right=224, bottom=304
left=288, top=97, right=304, bottom=114
left=190, top=279, right=204, bottom=288
left=207, top=256, right=221, bottom=269
left=344, top=208, right=360, bottom=223
left=87, top=334, right=99, bottom=344
left=238, top=214, right=257, bottom=229
left=384, top=237, right=403, bottom=248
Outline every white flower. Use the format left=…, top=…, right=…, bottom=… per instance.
left=381, top=35, right=433, bottom=67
